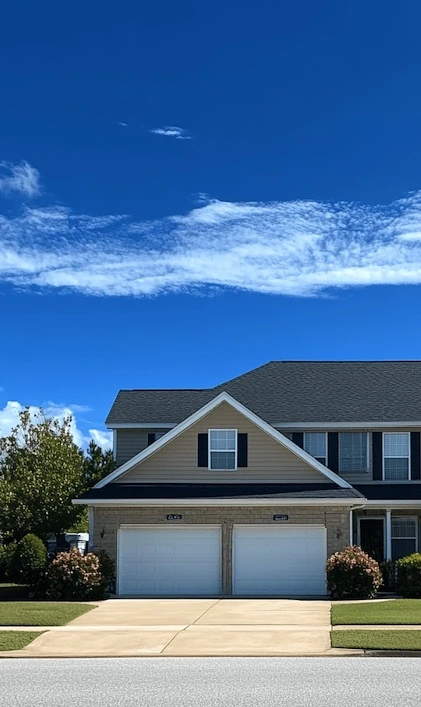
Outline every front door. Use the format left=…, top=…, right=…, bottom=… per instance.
left=359, top=518, right=384, bottom=562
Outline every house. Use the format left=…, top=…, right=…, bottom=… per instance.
left=74, top=361, right=421, bottom=596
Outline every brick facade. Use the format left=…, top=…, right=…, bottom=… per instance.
left=92, top=505, right=351, bottom=594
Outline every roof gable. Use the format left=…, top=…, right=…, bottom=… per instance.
left=96, top=392, right=352, bottom=489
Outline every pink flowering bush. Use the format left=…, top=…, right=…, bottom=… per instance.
left=326, top=545, right=382, bottom=599
left=45, top=549, right=110, bottom=601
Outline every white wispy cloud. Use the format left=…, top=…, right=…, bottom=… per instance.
left=0, top=161, right=41, bottom=198
left=0, top=400, right=112, bottom=451
left=118, top=121, right=128, bottom=127
left=2, top=161, right=421, bottom=297
left=150, top=125, right=192, bottom=140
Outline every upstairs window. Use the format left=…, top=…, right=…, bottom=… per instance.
left=339, top=432, right=368, bottom=473
left=304, top=433, right=327, bottom=465
left=209, top=429, right=237, bottom=470
left=383, top=432, right=410, bottom=481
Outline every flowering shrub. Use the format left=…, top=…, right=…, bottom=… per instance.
left=326, top=545, right=382, bottom=599
left=45, top=549, right=107, bottom=601
left=397, top=553, right=421, bottom=597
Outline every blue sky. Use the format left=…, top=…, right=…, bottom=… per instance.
left=1, top=0, right=421, bottom=446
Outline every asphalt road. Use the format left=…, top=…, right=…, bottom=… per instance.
left=1, top=657, right=421, bottom=706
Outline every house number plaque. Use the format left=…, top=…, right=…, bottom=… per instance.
left=167, top=514, right=182, bottom=521
left=273, top=514, right=289, bottom=521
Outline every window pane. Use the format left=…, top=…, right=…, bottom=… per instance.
left=392, top=518, right=416, bottom=539
left=392, top=539, right=416, bottom=561
left=210, top=451, right=236, bottom=470
left=209, top=430, right=236, bottom=451
left=384, top=458, right=409, bottom=481
left=304, top=433, right=326, bottom=460
left=384, top=433, right=410, bottom=457
left=339, top=433, right=368, bottom=472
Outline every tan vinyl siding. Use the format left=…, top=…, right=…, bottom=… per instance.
left=115, top=429, right=172, bottom=466
left=277, top=427, right=373, bottom=483
left=277, top=427, right=421, bottom=484
left=117, top=402, right=330, bottom=484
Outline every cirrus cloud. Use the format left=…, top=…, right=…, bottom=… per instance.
left=2, top=161, right=421, bottom=297
left=0, top=161, right=41, bottom=198
left=150, top=125, right=192, bottom=140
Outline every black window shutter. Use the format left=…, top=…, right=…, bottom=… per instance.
left=198, top=433, right=208, bottom=467
left=327, top=433, right=339, bottom=473
left=411, top=432, right=421, bottom=480
left=292, top=432, right=304, bottom=448
left=147, top=433, right=156, bottom=446
left=237, top=433, right=248, bottom=467
left=372, top=432, right=383, bottom=480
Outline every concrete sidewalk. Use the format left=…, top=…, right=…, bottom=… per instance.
left=0, top=598, right=354, bottom=658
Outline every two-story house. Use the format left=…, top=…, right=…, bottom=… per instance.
left=74, top=361, right=421, bottom=596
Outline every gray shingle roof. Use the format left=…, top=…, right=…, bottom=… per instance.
left=106, top=361, right=421, bottom=425
left=79, top=483, right=364, bottom=501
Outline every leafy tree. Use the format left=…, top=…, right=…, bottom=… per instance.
left=83, top=440, right=115, bottom=487
left=0, top=409, right=85, bottom=541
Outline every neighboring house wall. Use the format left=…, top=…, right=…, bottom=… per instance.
left=115, top=429, right=172, bottom=466
left=116, top=403, right=330, bottom=484
left=92, top=505, right=351, bottom=594
left=278, top=427, right=421, bottom=484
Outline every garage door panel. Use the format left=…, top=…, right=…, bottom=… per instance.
left=119, top=527, right=221, bottom=595
left=233, top=525, right=327, bottom=596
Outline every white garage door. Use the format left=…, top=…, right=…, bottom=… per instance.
left=118, top=526, right=221, bottom=596
left=233, top=525, right=327, bottom=595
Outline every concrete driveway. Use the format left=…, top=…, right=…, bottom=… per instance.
left=3, top=598, right=336, bottom=657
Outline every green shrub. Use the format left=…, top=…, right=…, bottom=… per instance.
left=326, top=545, right=382, bottom=599
left=397, top=553, right=421, bottom=597
left=94, top=550, right=116, bottom=593
left=7, top=534, right=47, bottom=586
left=0, top=546, right=7, bottom=582
left=0, top=543, right=19, bottom=582
left=45, top=549, right=108, bottom=601
left=380, top=560, right=397, bottom=593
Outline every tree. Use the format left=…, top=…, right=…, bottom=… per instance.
left=83, top=440, right=115, bottom=487
left=0, top=409, right=85, bottom=541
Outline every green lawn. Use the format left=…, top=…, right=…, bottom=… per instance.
left=0, top=631, right=43, bottom=651
left=331, top=600, right=421, bottom=625
left=332, top=630, right=421, bottom=651
left=0, top=602, right=95, bottom=626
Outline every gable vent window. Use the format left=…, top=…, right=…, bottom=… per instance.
left=339, top=432, right=368, bottom=473
left=209, top=429, right=237, bottom=470
left=384, top=432, right=410, bottom=481
left=303, top=433, right=327, bottom=465
left=392, top=517, right=417, bottom=560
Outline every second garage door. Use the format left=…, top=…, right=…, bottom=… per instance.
left=233, top=525, right=327, bottom=595
left=118, top=526, right=221, bottom=596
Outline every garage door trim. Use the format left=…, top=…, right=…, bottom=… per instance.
left=117, top=524, right=222, bottom=596
left=232, top=524, right=327, bottom=596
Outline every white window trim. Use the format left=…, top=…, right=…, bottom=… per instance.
left=383, top=432, right=411, bottom=481
left=338, top=432, right=369, bottom=474
left=391, top=515, right=418, bottom=554
left=208, top=428, right=238, bottom=471
left=303, top=432, right=327, bottom=465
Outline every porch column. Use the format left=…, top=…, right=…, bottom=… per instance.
left=386, top=509, right=392, bottom=560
